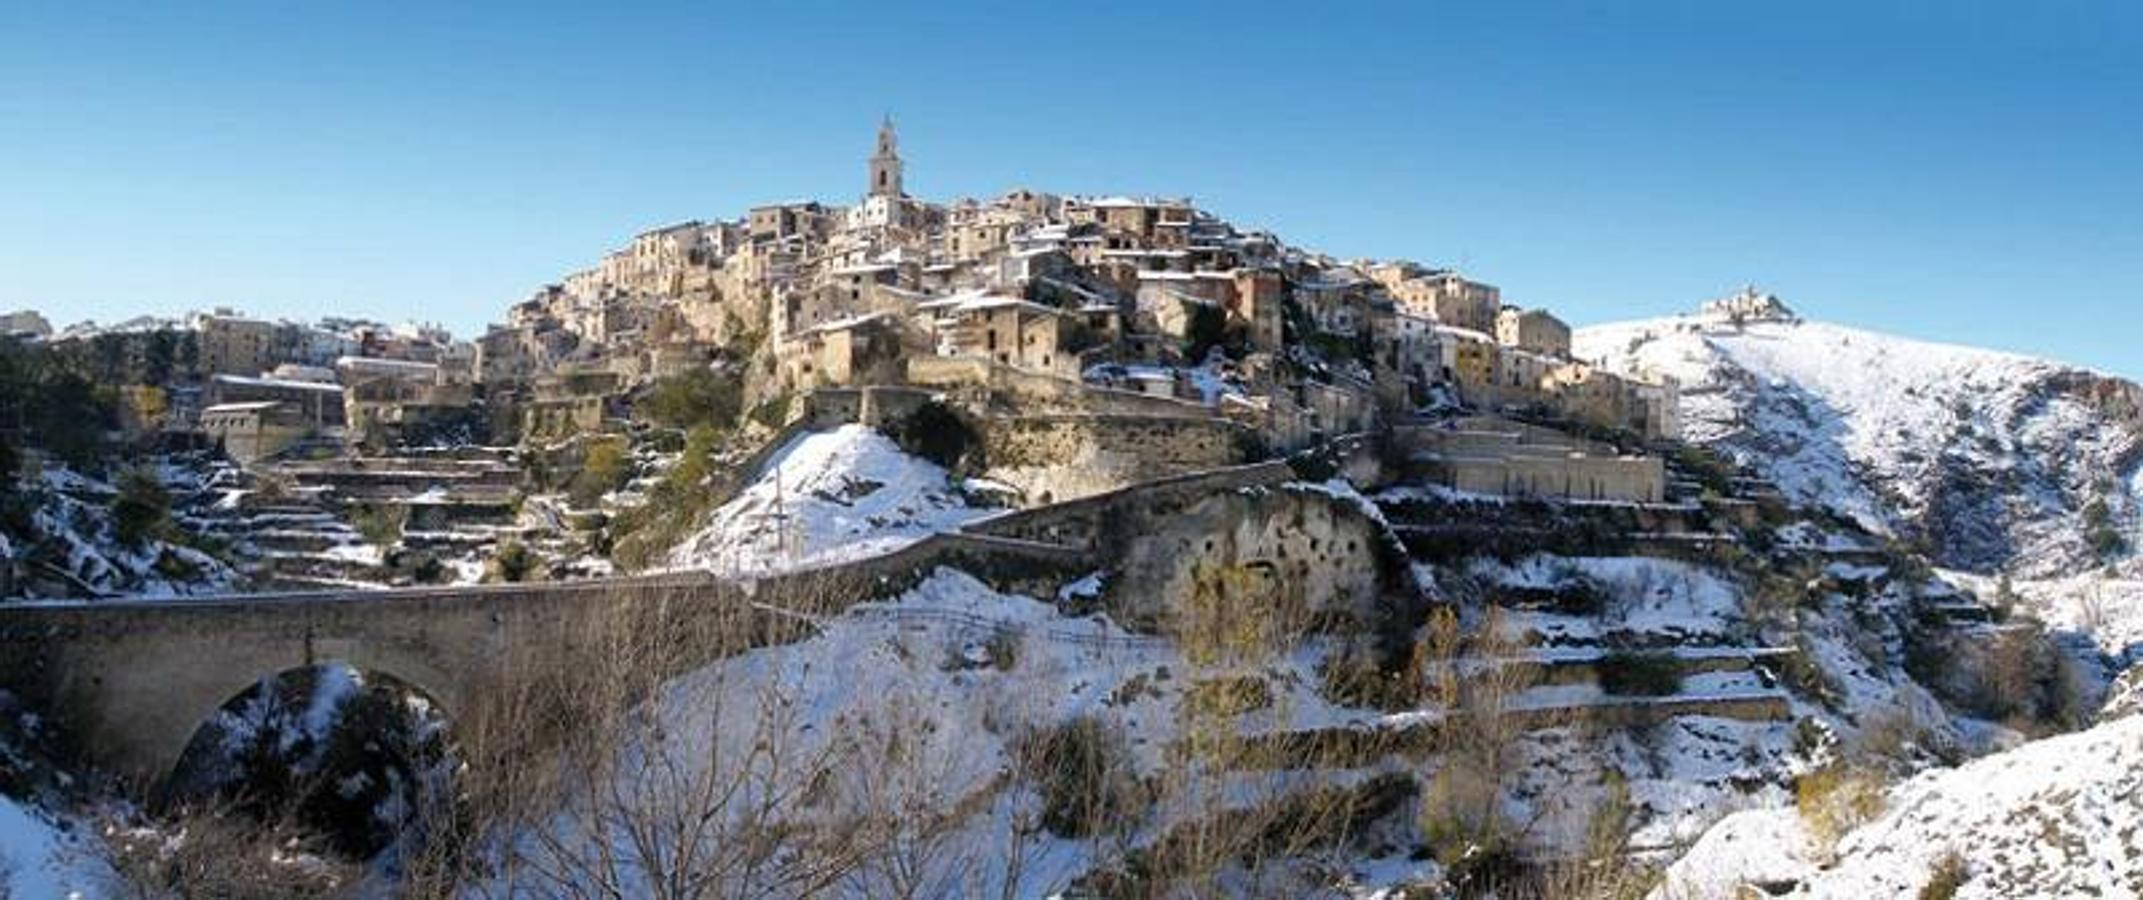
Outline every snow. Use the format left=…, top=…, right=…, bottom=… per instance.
left=0, top=797, right=103, bottom=898
left=1656, top=714, right=2143, bottom=898
left=6, top=463, right=241, bottom=600
left=495, top=568, right=1401, bottom=896
left=666, top=425, right=993, bottom=575
left=1578, top=313, right=2139, bottom=577
left=1472, top=554, right=1746, bottom=643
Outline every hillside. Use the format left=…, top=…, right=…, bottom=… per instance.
left=1655, top=712, right=2143, bottom=898
left=664, top=425, right=998, bottom=576
left=1577, top=304, right=2143, bottom=578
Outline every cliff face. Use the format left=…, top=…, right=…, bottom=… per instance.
left=1578, top=313, right=2143, bottom=577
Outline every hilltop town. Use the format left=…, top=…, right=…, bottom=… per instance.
left=1, top=120, right=1696, bottom=594
left=3, top=124, right=2139, bottom=899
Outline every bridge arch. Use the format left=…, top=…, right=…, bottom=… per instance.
left=0, top=591, right=517, bottom=793
left=100, top=626, right=473, bottom=799
left=163, top=662, right=459, bottom=855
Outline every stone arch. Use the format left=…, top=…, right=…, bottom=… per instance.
left=136, top=646, right=467, bottom=801
left=44, top=612, right=480, bottom=797
left=160, top=660, right=462, bottom=858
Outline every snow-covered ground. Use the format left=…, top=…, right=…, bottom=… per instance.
left=6, top=464, right=241, bottom=600
left=1655, top=713, right=2143, bottom=899
left=0, top=796, right=105, bottom=898
left=665, top=425, right=996, bottom=575
left=1578, top=311, right=2141, bottom=577
left=492, top=567, right=1408, bottom=897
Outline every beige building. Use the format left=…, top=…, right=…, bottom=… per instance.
left=195, top=313, right=278, bottom=376
left=1436, top=326, right=1500, bottom=406
left=0, top=310, right=51, bottom=338
left=207, top=373, right=343, bottom=429
left=929, top=295, right=1082, bottom=376
left=202, top=401, right=312, bottom=463
left=1495, top=307, right=1572, bottom=358
left=1403, top=416, right=1665, bottom=503
left=1380, top=271, right=1500, bottom=333
left=780, top=312, right=921, bottom=390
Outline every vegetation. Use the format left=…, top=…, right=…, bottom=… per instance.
left=111, top=467, right=174, bottom=547
left=487, top=540, right=535, bottom=583
left=566, top=437, right=633, bottom=507
left=1183, top=675, right=1274, bottom=717
left=1920, top=850, right=1969, bottom=900
left=608, top=425, right=724, bottom=570
left=1596, top=650, right=1682, bottom=696
left=2083, top=495, right=2125, bottom=559
left=1018, top=715, right=1147, bottom=839
left=1795, top=765, right=1886, bottom=851
left=0, top=337, right=119, bottom=465
left=1181, top=302, right=1252, bottom=362
left=746, top=390, right=793, bottom=430
left=348, top=502, right=405, bottom=547
left=639, top=365, right=744, bottom=432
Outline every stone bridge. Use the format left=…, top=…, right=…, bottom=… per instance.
left=0, top=459, right=1310, bottom=796
left=0, top=531, right=1096, bottom=795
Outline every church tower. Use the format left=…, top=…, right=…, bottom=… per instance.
left=868, top=116, right=903, bottom=198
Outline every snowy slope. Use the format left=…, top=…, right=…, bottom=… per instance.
left=0, top=796, right=105, bottom=898
left=1655, top=713, right=2143, bottom=899
left=1578, top=310, right=2143, bottom=576
left=5, top=465, right=241, bottom=600
left=491, top=567, right=1425, bottom=897
left=665, top=425, right=994, bottom=575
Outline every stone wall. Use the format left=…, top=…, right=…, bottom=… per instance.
left=964, top=461, right=1294, bottom=555
left=1107, top=485, right=1393, bottom=641
left=982, top=413, right=1252, bottom=503
left=906, top=356, right=1211, bottom=418
left=1393, top=418, right=1666, bottom=504
left=802, top=385, right=934, bottom=429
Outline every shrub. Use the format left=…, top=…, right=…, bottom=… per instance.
left=607, top=426, right=724, bottom=571
left=1597, top=651, right=1682, bottom=696
left=1183, top=675, right=1274, bottom=718
left=639, top=366, right=743, bottom=431
left=1017, top=716, right=1146, bottom=838
left=1920, top=851, right=1968, bottom=900
left=1779, top=635, right=1844, bottom=709
left=567, top=439, right=632, bottom=507
left=348, top=502, right=405, bottom=547
left=746, top=391, right=792, bottom=430
left=488, top=541, right=534, bottom=583
left=112, top=468, right=173, bottom=547
left=1795, top=765, right=1885, bottom=849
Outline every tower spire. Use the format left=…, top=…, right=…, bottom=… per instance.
left=868, top=115, right=903, bottom=199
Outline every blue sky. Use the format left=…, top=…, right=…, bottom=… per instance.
left=4, top=2, right=2138, bottom=376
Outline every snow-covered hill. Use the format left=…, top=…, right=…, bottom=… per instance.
left=1578, top=304, right=2143, bottom=577
left=664, top=425, right=997, bottom=576
left=1654, top=713, right=2143, bottom=898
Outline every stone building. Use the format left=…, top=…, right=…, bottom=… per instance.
left=1380, top=270, right=1500, bottom=333
left=194, top=312, right=278, bottom=376
left=1403, top=415, right=1665, bottom=503
left=1435, top=327, right=1500, bottom=406
left=929, top=294, right=1082, bottom=376
left=1702, top=285, right=1795, bottom=323
left=200, top=401, right=312, bottom=463
left=0, top=310, right=52, bottom=338
left=207, top=373, right=344, bottom=429
left=779, top=312, right=920, bottom=390
left=1495, top=307, right=1572, bottom=358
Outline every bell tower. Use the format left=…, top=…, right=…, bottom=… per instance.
left=868, top=115, right=903, bottom=199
